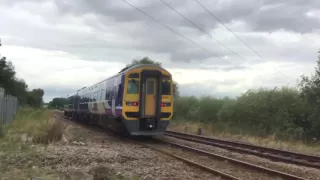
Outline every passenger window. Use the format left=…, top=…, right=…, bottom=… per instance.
left=127, top=79, right=139, bottom=94
left=147, top=80, right=154, bottom=95
left=100, top=89, right=104, bottom=100
left=105, top=88, right=109, bottom=100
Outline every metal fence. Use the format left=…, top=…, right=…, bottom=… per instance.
left=0, top=94, right=18, bottom=125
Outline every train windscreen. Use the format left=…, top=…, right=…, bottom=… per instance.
left=127, top=79, right=139, bottom=94
left=162, top=77, right=171, bottom=95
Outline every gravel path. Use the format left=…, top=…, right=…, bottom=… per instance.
left=162, top=136, right=320, bottom=180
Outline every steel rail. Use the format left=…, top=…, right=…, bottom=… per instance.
left=158, top=139, right=307, bottom=180
left=165, top=130, right=320, bottom=169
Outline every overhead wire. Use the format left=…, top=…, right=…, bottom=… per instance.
left=121, top=0, right=293, bottom=85
left=120, top=0, right=236, bottom=66
left=158, top=0, right=254, bottom=67
left=193, top=0, right=293, bottom=82
left=193, top=0, right=264, bottom=59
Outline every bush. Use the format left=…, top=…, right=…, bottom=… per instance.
left=174, top=87, right=313, bottom=141
left=5, top=107, right=66, bottom=144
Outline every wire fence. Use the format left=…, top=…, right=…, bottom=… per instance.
left=0, top=88, right=18, bottom=125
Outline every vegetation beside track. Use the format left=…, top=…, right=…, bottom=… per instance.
left=171, top=51, right=320, bottom=153
left=0, top=108, right=138, bottom=180
left=0, top=108, right=66, bottom=179
left=1, top=107, right=65, bottom=144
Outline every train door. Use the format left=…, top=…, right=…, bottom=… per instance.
left=144, top=77, right=157, bottom=117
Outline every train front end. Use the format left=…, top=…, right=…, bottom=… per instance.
left=122, top=65, right=174, bottom=136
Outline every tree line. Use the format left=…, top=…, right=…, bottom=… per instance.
left=0, top=39, right=44, bottom=108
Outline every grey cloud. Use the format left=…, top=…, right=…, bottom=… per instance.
left=1, top=0, right=320, bottom=69
left=51, top=0, right=320, bottom=33
left=179, top=83, right=239, bottom=98
left=42, top=86, right=77, bottom=102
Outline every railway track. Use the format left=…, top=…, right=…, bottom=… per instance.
left=153, top=138, right=307, bottom=180
left=165, top=130, right=320, bottom=169
left=53, top=112, right=308, bottom=180
left=53, top=112, right=238, bottom=179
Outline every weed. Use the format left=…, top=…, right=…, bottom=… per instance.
left=4, top=107, right=66, bottom=144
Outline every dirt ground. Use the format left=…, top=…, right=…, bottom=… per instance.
left=0, top=113, right=222, bottom=180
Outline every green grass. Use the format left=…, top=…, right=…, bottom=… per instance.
left=2, top=107, right=65, bottom=144
left=0, top=107, right=68, bottom=180
left=0, top=108, right=139, bottom=180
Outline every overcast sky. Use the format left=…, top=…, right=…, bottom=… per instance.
left=1, top=0, right=320, bottom=102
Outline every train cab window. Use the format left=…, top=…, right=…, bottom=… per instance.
left=127, top=79, right=139, bottom=94
left=162, top=76, right=171, bottom=95
left=129, top=73, right=139, bottom=78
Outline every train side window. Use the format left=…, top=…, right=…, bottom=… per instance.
left=100, top=89, right=104, bottom=100
left=105, top=88, right=110, bottom=100
left=93, top=92, right=97, bottom=101
left=127, top=79, right=139, bottom=94
left=90, top=93, right=93, bottom=102
left=96, top=90, right=100, bottom=101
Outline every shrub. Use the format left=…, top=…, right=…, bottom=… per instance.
left=173, top=86, right=313, bottom=141
left=5, top=107, right=66, bottom=144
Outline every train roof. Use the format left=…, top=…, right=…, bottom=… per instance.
left=118, top=64, right=169, bottom=74
left=67, top=64, right=171, bottom=96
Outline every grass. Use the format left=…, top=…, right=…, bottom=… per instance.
left=0, top=108, right=139, bottom=180
left=168, top=119, right=320, bottom=155
left=0, top=107, right=67, bottom=180
left=2, top=107, right=66, bottom=144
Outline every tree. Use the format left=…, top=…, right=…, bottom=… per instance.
left=126, top=57, right=180, bottom=98
left=125, top=57, right=162, bottom=68
left=48, top=97, right=69, bottom=109
left=0, top=39, right=44, bottom=106
left=298, top=49, right=320, bottom=138
left=27, top=88, right=45, bottom=108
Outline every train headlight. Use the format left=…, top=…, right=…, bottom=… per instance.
left=160, top=102, right=171, bottom=107
left=126, top=102, right=139, bottom=106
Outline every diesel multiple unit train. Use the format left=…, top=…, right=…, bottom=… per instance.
left=63, top=64, right=174, bottom=136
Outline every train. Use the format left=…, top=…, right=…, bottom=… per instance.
left=63, top=64, right=174, bottom=136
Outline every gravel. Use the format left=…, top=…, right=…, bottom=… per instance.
left=162, top=136, right=320, bottom=180
left=45, top=114, right=222, bottom=180
left=150, top=142, right=282, bottom=180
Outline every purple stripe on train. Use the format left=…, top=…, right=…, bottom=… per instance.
left=104, top=108, right=122, bottom=116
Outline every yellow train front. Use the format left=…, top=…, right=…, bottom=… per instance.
left=121, top=64, right=174, bottom=136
